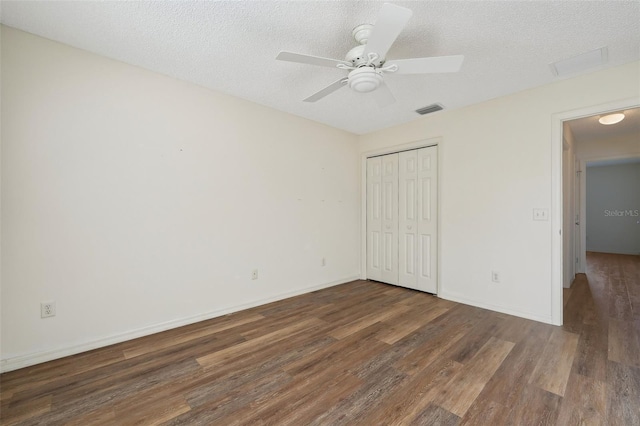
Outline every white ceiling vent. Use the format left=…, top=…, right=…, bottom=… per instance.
left=549, top=47, right=608, bottom=77
left=416, top=104, right=444, bottom=115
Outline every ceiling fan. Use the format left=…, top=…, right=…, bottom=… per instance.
left=276, top=3, right=464, bottom=106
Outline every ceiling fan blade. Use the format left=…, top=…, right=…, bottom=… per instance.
left=363, top=3, right=413, bottom=60
left=386, top=55, right=465, bottom=74
left=303, top=79, right=348, bottom=102
left=371, top=81, right=396, bottom=107
left=276, top=51, right=351, bottom=68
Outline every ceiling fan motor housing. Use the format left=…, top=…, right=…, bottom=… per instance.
left=348, top=67, right=383, bottom=93
left=345, top=44, right=384, bottom=68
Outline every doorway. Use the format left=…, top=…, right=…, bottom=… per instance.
left=552, top=98, right=639, bottom=325
left=558, top=104, right=640, bottom=321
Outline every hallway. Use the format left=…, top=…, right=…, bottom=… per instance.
left=562, top=251, right=640, bottom=424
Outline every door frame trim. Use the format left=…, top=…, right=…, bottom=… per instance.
left=360, top=137, right=442, bottom=294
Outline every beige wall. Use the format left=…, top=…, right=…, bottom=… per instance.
left=1, top=26, right=361, bottom=371
left=359, top=60, right=640, bottom=322
left=585, top=162, right=640, bottom=255
left=575, top=133, right=640, bottom=161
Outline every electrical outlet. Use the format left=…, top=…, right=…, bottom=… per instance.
left=491, top=271, right=500, bottom=283
left=41, top=301, right=56, bottom=318
left=321, top=257, right=326, bottom=267
left=251, top=269, right=258, bottom=280
left=533, top=208, right=549, bottom=221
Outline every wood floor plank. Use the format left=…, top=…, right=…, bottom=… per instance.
left=282, top=322, right=388, bottom=380
left=623, top=255, right=640, bottom=320
left=571, top=322, right=608, bottom=382
left=608, top=317, right=640, bottom=367
left=610, top=276, right=635, bottom=321
left=352, top=320, right=453, bottom=381
left=410, top=402, right=461, bottom=426
left=607, top=360, right=640, bottom=426
left=308, top=366, right=409, bottom=426
left=0, top=346, right=126, bottom=399
left=446, top=313, right=505, bottom=364
left=63, top=408, right=116, bottom=426
left=183, top=335, right=335, bottom=409
left=489, top=312, right=535, bottom=344
left=169, top=328, right=338, bottom=421
left=459, top=400, right=509, bottom=426
left=115, top=395, right=191, bottom=425
left=529, top=328, right=580, bottom=396
left=432, top=336, right=515, bottom=417
left=563, top=286, right=573, bottom=308
left=563, top=281, right=588, bottom=333
left=1, top=253, right=637, bottom=425
left=504, top=384, right=562, bottom=425
left=224, top=364, right=361, bottom=425
left=35, top=333, right=237, bottom=405
left=392, top=306, right=479, bottom=376
left=555, top=373, right=606, bottom=425
left=123, top=312, right=265, bottom=359
left=0, top=394, right=51, bottom=426
left=357, top=357, right=464, bottom=425
left=166, top=370, right=293, bottom=425
left=375, top=304, right=449, bottom=345
left=196, top=317, right=325, bottom=368
left=461, top=320, right=552, bottom=421
left=28, top=358, right=202, bottom=424
left=327, top=303, right=410, bottom=340
left=581, top=284, right=600, bottom=327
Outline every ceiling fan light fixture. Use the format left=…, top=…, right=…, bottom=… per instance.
left=276, top=3, right=463, bottom=104
left=348, top=67, right=383, bottom=93
left=598, top=113, right=625, bottom=125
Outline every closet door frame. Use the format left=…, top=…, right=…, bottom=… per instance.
left=361, top=138, right=441, bottom=294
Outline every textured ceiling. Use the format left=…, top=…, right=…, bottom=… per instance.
left=1, top=1, right=640, bottom=135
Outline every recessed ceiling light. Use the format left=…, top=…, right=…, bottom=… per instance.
left=598, top=113, right=625, bottom=125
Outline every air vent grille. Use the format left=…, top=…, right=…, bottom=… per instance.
left=416, top=104, right=444, bottom=115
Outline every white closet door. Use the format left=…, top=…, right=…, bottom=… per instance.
left=366, top=157, right=382, bottom=281
left=380, top=153, right=399, bottom=285
left=399, top=150, right=419, bottom=289
left=417, top=146, right=438, bottom=293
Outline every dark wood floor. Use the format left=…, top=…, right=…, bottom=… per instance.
left=1, top=252, right=639, bottom=425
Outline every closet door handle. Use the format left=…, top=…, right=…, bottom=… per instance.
left=407, top=225, right=413, bottom=230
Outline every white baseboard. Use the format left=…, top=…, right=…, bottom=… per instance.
left=438, top=291, right=555, bottom=325
left=586, top=249, right=640, bottom=256
left=0, top=275, right=360, bottom=373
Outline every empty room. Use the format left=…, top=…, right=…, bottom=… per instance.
left=1, top=1, right=639, bottom=425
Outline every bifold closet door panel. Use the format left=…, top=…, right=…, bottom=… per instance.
left=380, top=153, right=399, bottom=285
left=417, top=146, right=438, bottom=293
left=399, top=150, right=419, bottom=289
left=366, top=157, right=383, bottom=281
